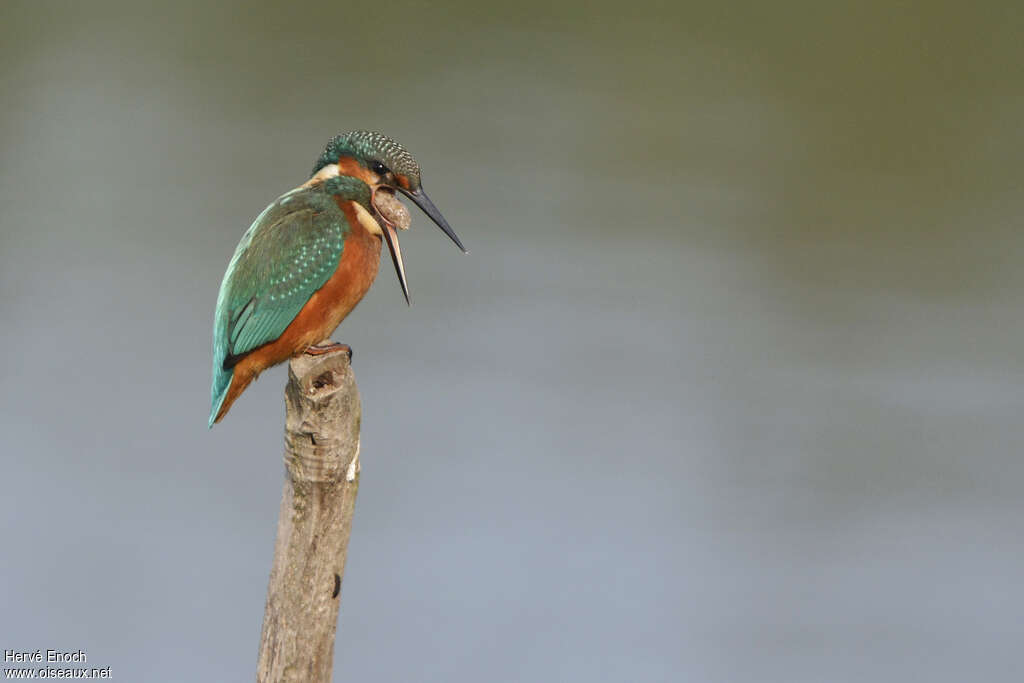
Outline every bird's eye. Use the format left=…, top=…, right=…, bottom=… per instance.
left=370, top=160, right=389, bottom=176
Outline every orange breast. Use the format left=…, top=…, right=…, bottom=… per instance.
left=213, top=199, right=382, bottom=423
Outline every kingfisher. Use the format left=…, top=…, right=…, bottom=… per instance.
left=209, top=131, right=465, bottom=427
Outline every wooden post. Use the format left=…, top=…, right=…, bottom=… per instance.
left=257, top=347, right=361, bottom=683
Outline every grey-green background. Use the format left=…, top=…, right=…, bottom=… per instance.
left=2, top=1, right=1022, bottom=681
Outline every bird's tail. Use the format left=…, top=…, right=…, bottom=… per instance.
left=209, top=361, right=260, bottom=426
left=209, top=362, right=233, bottom=428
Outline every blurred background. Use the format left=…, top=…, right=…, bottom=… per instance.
left=2, top=1, right=1022, bottom=681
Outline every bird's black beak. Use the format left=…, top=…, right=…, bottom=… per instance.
left=399, top=187, right=468, bottom=253
left=379, top=219, right=411, bottom=306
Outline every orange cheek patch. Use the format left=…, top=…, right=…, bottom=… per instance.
left=394, top=173, right=411, bottom=190
left=336, top=156, right=376, bottom=184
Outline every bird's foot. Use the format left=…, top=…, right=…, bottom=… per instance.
left=304, top=341, right=353, bottom=362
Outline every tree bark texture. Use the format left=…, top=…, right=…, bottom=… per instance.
left=257, top=348, right=361, bottom=683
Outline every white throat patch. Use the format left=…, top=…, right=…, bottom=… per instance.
left=352, top=202, right=383, bottom=236
left=303, top=163, right=341, bottom=186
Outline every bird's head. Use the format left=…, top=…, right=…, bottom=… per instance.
left=311, top=131, right=466, bottom=304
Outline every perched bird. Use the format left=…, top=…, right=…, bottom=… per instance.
left=209, top=131, right=465, bottom=426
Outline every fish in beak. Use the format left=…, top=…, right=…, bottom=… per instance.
left=371, top=187, right=412, bottom=305
left=373, top=186, right=466, bottom=305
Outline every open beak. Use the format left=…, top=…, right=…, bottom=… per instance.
left=379, top=219, right=411, bottom=306
left=399, top=187, right=468, bottom=253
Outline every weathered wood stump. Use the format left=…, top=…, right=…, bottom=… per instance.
left=256, top=347, right=361, bottom=683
